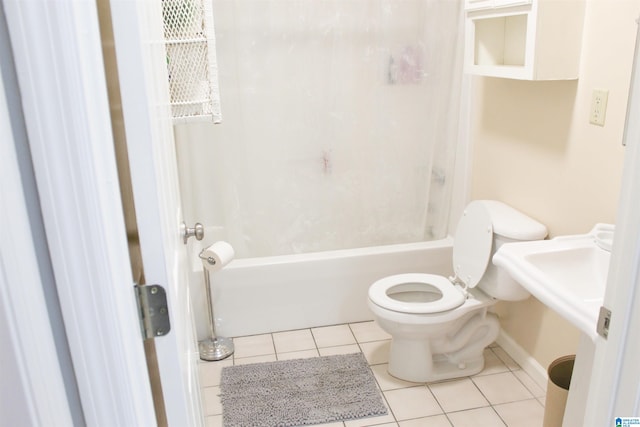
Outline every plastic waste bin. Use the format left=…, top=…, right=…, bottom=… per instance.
left=543, top=355, right=575, bottom=427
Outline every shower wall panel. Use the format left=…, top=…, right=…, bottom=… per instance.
left=175, top=0, right=464, bottom=258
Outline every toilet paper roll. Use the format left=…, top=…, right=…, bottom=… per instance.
left=200, top=241, right=235, bottom=272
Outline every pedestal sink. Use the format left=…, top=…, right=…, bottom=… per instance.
left=493, top=224, right=613, bottom=341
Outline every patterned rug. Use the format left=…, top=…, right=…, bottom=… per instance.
left=220, top=353, right=387, bottom=427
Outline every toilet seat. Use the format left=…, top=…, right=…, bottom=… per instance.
left=451, top=201, right=494, bottom=290
left=369, top=273, right=466, bottom=314
left=368, top=201, right=495, bottom=315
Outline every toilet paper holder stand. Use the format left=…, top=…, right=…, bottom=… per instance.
left=198, top=249, right=234, bottom=361
left=199, top=251, right=217, bottom=267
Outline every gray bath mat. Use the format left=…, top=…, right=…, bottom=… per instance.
left=220, top=352, right=387, bottom=427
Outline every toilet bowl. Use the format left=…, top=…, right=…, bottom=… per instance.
left=368, top=200, right=547, bottom=382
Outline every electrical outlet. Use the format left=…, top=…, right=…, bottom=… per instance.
left=589, top=89, right=609, bottom=126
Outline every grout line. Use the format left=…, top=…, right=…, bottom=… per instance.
left=491, top=405, right=509, bottom=427
left=346, top=323, right=358, bottom=344
left=206, top=323, right=547, bottom=426
left=425, top=383, right=447, bottom=421
left=309, top=327, right=320, bottom=350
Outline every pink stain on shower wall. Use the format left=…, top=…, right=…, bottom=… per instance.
left=321, top=150, right=332, bottom=175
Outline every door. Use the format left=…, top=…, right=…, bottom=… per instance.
left=584, top=20, right=640, bottom=425
left=2, top=0, right=170, bottom=425
left=109, top=0, right=205, bottom=426
left=4, top=0, right=203, bottom=424
left=0, top=51, right=75, bottom=427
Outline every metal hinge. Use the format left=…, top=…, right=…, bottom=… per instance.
left=134, top=284, right=171, bottom=340
left=597, top=306, right=612, bottom=339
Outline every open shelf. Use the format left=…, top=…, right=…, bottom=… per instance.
left=474, top=14, right=527, bottom=67
left=464, top=0, right=585, bottom=80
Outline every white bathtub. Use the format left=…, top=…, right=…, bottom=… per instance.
left=199, top=238, right=454, bottom=337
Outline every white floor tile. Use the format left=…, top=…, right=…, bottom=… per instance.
left=273, top=329, right=316, bottom=353
left=447, top=407, right=506, bottom=427
left=199, top=359, right=233, bottom=387
left=350, top=321, right=392, bottom=343
left=398, top=414, right=452, bottom=427
left=234, top=354, right=277, bottom=365
left=475, top=348, right=510, bottom=376
left=312, top=324, right=357, bottom=348
left=512, top=369, right=546, bottom=398
left=318, top=344, right=360, bottom=356
left=491, top=347, right=521, bottom=371
left=370, top=364, right=422, bottom=391
left=472, top=372, right=534, bottom=405
left=202, top=386, right=221, bottom=416
left=232, top=334, right=274, bottom=358
left=277, top=349, right=319, bottom=360
left=429, top=378, right=489, bottom=413
left=206, top=324, right=542, bottom=427
left=493, top=399, right=545, bottom=427
left=513, top=369, right=546, bottom=397
left=205, top=414, right=222, bottom=427
left=383, top=386, right=443, bottom=421
left=359, top=340, right=391, bottom=365
left=360, top=423, right=397, bottom=427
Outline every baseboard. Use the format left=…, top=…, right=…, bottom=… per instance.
left=496, top=329, right=549, bottom=392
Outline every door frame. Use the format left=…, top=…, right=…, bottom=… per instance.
left=2, top=0, right=158, bottom=425
left=0, top=39, right=75, bottom=427
left=4, top=0, right=640, bottom=424
left=583, top=19, right=640, bottom=425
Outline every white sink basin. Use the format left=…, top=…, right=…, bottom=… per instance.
left=493, top=224, right=613, bottom=341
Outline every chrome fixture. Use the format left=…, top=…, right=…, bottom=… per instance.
left=199, top=250, right=217, bottom=267
left=198, top=258, right=234, bottom=361
left=181, top=222, right=204, bottom=244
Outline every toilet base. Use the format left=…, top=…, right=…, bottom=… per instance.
left=383, top=311, right=500, bottom=383
left=388, top=349, right=484, bottom=383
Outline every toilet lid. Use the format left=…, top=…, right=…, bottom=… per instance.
left=368, top=273, right=466, bottom=314
left=453, top=201, right=494, bottom=289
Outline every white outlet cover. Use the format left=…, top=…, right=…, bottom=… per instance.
left=590, top=89, right=609, bottom=126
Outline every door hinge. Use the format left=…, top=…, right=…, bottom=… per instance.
left=597, top=306, right=612, bottom=339
left=134, top=284, right=171, bottom=340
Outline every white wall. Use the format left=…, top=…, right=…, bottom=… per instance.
left=470, top=0, right=640, bottom=369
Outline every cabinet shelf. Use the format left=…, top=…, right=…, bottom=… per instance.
left=464, top=0, right=585, bottom=80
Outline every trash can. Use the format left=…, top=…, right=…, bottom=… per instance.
left=543, top=355, right=575, bottom=427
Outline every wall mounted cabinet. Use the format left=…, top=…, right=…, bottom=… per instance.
left=464, top=0, right=585, bottom=80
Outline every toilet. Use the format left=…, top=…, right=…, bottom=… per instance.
left=368, top=200, right=547, bottom=382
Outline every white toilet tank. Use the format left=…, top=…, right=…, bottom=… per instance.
left=474, top=200, right=548, bottom=301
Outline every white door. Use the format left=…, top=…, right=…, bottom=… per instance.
left=109, top=1, right=205, bottom=426
left=0, top=54, right=75, bottom=427
left=3, top=0, right=203, bottom=425
left=584, top=20, right=640, bottom=425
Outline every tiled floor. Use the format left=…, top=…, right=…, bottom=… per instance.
left=199, top=321, right=547, bottom=427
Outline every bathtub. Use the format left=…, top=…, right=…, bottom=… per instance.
left=194, top=238, right=454, bottom=338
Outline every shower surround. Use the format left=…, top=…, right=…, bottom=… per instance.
left=174, top=0, right=467, bottom=338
